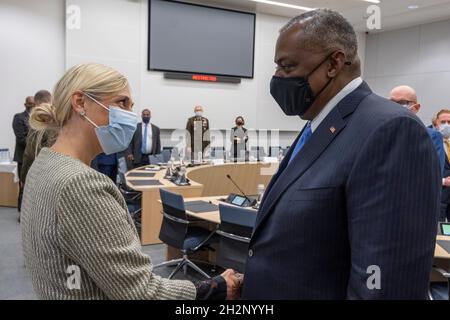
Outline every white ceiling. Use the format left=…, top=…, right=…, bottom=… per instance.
left=185, top=0, right=450, bottom=32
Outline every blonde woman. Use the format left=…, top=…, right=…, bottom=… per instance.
left=21, top=63, right=239, bottom=300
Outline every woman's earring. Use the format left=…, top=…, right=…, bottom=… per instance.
left=80, top=110, right=86, bottom=117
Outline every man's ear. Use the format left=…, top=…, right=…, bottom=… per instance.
left=413, top=103, right=421, bottom=113
left=71, top=91, right=85, bottom=115
left=328, top=51, right=346, bottom=78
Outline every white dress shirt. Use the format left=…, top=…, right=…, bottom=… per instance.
left=142, top=123, right=153, bottom=154
left=310, top=77, right=363, bottom=133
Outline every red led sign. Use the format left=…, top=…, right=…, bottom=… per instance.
left=192, top=74, right=218, bottom=82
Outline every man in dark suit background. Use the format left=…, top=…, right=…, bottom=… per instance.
left=127, top=109, right=161, bottom=168
left=434, top=109, right=450, bottom=221
left=243, top=9, right=440, bottom=299
left=389, top=85, right=445, bottom=175
left=186, top=105, right=210, bottom=161
left=12, top=96, right=34, bottom=211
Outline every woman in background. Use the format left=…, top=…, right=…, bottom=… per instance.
left=21, top=63, right=239, bottom=300
left=230, top=116, right=248, bottom=162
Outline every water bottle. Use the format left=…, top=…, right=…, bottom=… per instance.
left=165, top=158, right=174, bottom=178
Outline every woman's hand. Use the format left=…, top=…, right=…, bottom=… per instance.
left=221, top=269, right=244, bottom=300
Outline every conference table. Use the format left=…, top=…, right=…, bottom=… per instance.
left=0, top=162, right=19, bottom=208
left=125, top=161, right=278, bottom=246
left=431, top=235, right=450, bottom=290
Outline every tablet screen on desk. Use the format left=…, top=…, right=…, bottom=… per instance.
left=231, top=195, right=246, bottom=206
left=441, top=223, right=450, bottom=236
left=129, top=180, right=163, bottom=186
left=127, top=172, right=156, bottom=178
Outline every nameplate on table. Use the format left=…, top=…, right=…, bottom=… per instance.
left=185, top=201, right=219, bottom=214
left=127, top=172, right=156, bottom=178
left=129, top=180, right=163, bottom=187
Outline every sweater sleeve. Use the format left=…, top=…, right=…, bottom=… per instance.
left=55, top=170, right=196, bottom=300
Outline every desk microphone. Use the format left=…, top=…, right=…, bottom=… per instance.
left=226, top=174, right=257, bottom=206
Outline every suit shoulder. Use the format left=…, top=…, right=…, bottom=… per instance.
left=12, top=112, right=22, bottom=121
left=427, top=128, right=442, bottom=139
left=357, top=93, right=423, bottom=126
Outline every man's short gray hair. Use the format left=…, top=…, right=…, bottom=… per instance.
left=281, top=9, right=358, bottom=61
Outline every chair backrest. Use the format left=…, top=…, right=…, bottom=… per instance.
left=211, top=147, right=225, bottom=160
left=218, top=204, right=257, bottom=236
left=250, top=146, right=266, bottom=160
left=161, top=149, right=171, bottom=163
left=117, top=156, right=128, bottom=175
left=118, top=172, right=127, bottom=187
left=158, top=189, right=189, bottom=249
left=270, top=146, right=281, bottom=157
left=149, top=155, right=160, bottom=165
left=153, top=153, right=165, bottom=163
left=216, top=204, right=257, bottom=272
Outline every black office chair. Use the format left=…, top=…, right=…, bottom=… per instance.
left=250, top=146, right=266, bottom=161
left=148, top=155, right=160, bottom=165
left=153, top=189, right=217, bottom=279
left=161, top=149, right=171, bottom=163
left=151, top=153, right=166, bottom=164
left=117, top=171, right=142, bottom=236
left=211, top=147, right=226, bottom=160
left=269, top=146, right=282, bottom=158
left=216, top=204, right=257, bottom=273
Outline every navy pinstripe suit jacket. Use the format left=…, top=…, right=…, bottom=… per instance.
left=243, top=82, right=440, bottom=300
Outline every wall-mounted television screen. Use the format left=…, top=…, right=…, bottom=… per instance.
left=148, top=0, right=256, bottom=78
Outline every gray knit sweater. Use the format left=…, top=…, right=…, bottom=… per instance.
left=21, top=148, right=196, bottom=300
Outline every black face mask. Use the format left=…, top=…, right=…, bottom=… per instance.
left=142, top=117, right=151, bottom=124
left=270, top=53, right=334, bottom=117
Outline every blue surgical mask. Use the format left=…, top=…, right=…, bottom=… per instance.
left=440, top=124, right=450, bottom=139
left=82, top=93, right=138, bottom=155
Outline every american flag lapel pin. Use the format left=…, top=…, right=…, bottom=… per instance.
left=330, top=126, right=336, bottom=134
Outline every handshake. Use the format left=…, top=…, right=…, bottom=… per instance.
left=221, top=269, right=244, bottom=300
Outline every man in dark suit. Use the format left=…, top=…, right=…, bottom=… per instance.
left=243, top=9, right=440, bottom=299
left=12, top=96, right=34, bottom=211
left=127, top=109, right=161, bottom=168
left=389, top=85, right=445, bottom=175
left=434, top=109, right=450, bottom=221
left=186, top=105, right=210, bottom=161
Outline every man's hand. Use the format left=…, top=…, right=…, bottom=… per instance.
left=127, top=154, right=134, bottom=162
left=221, top=269, right=244, bottom=300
